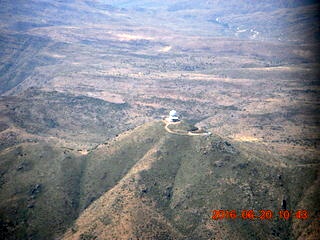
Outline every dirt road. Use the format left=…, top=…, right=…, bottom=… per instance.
left=163, top=120, right=211, bottom=136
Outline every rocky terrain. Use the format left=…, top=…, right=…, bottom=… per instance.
left=0, top=0, right=319, bottom=239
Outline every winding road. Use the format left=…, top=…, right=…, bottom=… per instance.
left=163, top=120, right=211, bottom=136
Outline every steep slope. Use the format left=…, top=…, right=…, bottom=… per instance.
left=78, top=121, right=166, bottom=212
left=0, top=121, right=166, bottom=239
left=0, top=141, right=83, bottom=239
left=62, top=121, right=319, bottom=240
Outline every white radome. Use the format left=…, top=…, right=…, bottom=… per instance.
left=169, top=110, right=177, bottom=117
left=168, top=110, right=180, bottom=122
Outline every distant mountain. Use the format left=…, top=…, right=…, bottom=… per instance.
left=0, top=89, right=131, bottom=147
left=0, top=0, right=319, bottom=94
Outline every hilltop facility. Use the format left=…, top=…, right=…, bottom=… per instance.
left=168, top=110, right=180, bottom=122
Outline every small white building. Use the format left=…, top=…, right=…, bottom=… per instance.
left=168, top=110, right=180, bottom=122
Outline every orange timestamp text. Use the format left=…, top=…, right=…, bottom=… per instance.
left=211, top=209, right=313, bottom=220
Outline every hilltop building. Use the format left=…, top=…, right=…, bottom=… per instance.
left=168, top=110, right=180, bottom=122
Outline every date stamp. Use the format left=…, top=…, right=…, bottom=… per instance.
left=211, top=209, right=317, bottom=220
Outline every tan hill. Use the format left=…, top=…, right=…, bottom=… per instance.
left=0, top=121, right=174, bottom=239
left=61, top=121, right=319, bottom=240
left=0, top=118, right=319, bottom=239
left=0, top=119, right=165, bottom=239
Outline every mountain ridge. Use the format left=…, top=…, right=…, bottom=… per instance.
left=0, top=118, right=319, bottom=239
left=62, top=121, right=319, bottom=240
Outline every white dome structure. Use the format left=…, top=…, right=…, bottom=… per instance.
left=168, top=110, right=180, bottom=122
left=169, top=110, right=178, bottom=117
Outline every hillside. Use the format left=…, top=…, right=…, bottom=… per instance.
left=0, top=121, right=164, bottom=239
left=0, top=88, right=132, bottom=149
left=0, top=118, right=319, bottom=239
left=1, top=120, right=318, bottom=239
left=0, top=141, right=82, bottom=239
left=62, top=121, right=319, bottom=240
